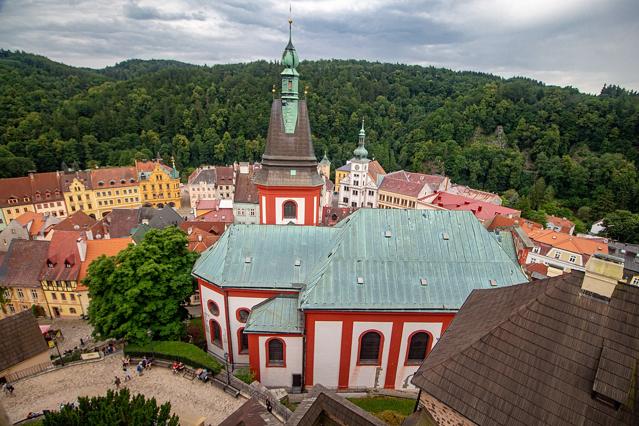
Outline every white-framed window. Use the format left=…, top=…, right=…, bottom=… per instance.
left=8, top=304, right=15, bottom=313
left=631, top=276, right=639, bottom=286
left=16, top=289, right=24, bottom=299
left=554, top=251, right=561, bottom=259
left=569, top=255, right=577, bottom=263
left=31, top=289, right=38, bottom=300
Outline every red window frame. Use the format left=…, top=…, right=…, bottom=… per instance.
left=209, top=319, right=223, bottom=348
left=237, top=327, right=249, bottom=354
left=282, top=200, right=298, bottom=220
left=207, top=300, right=219, bottom=316
left=236, top=308, right=251, bottom=324
left=265, top=337, right=286, bottom=368
left=404, top=330, right=433, bottom=366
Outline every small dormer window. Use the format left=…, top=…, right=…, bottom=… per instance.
left=65, top=261, right=72, bottom=268
left=110, top=180, right=116, bottom=185
left=47, top=261, right=54, bottom=268
left=98, top=181, right=104, bottom=186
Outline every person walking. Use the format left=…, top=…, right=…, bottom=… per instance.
left=123, top=366, right=132, bottom=381
left=136, top=362, right=144, bottom=376
left=114, top=376, right=121, bottom=389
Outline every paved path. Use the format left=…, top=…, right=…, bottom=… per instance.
left=38, top=318, right=96, bottom=353
left=1, top=355, right=244, bottom=425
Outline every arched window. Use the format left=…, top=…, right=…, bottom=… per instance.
left=209, top=319, right=223, bottom=348
left=358, top=331, right=382, bottom=365
left=207, top=300, right=219, bottom=316
left=283, top=201, right=297, bottom=219
left=266, top=338, right=285, bottom=367
left=406, top=332, right=430, bottom=364
left=238, top=328, right=249, bottom=354
left=237, top=308, right=250, bottom=323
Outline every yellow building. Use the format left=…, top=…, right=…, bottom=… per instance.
left=91, top=167, right=142, bottom=218
left=0, top=172, right=66, bottom=228
left=136, top=160, right=181, bottom=208
left=62, top=171, right=99, bottom=218
left=0, top=240, right=52, bottom=320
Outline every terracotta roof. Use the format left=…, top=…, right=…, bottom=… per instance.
left=0, top=172, right=64, bottom=208
left=196, top=199, right=221, bottom=210
left=77, top=237, right=132, bottom=288
left=60, top=171, right=92, bottom=191
left=234, top=172, right=259, bottom=204
left=180, top=221, right=226, bottom=236
left=449, top=184, right=502, bottom=205
left=185, top=228, right=219, bottom=253
left=90, top=166, right=137, bottom=188
left=320, top=206, right=355, bottom=226
left=547, top=215, right=575, bottom=232
left=0, top=176, right=33, bottom=207
left=379, top=171, right=445, bottom=197
left=253, top=100, right=324, bottom=187
left=219, top=398, right=277, bottom=426
left=39, top=230, right=82, bottom=282
left=0, top=240, right=50, bottom=288
left=53, top=211, right=97, bottom=232
left=528, top=229, right=608, bottom=256
left=15, top=212, right=45, bottom=237
left=367, top=160, right=386, bottom=183
left=29, top=172, right=64, bottom=202
left=525, top=262, right=549, bottom=278
left=195, top=209, right=234, bottom=224
left=0, top=311, right=49, bottom=372
left=215, top=166, right=235, bottom=184
left=413, top=272, right=639, bottom=425
left=423, top=192, right=520, bottom=222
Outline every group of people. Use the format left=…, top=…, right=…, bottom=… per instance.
left=171, top=361, right=185, bottom=374
left=2, top=382, right=15, bottom=396
left=196, top=368, right=210, bottom=383
left=115, top=355, right=155, bottom=388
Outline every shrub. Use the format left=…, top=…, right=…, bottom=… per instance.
left=42, top=388, right=178, bottom=426
left=233, top=367, right=255, bottom=384
left=53, top=351, right=81, bottom=366
left=124, top=341, right=221, bottom=374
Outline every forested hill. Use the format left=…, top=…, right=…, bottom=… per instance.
left=1, top=49, right=639, bottom=230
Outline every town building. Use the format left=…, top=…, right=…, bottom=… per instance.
left=61, top=170, right=98, bottom=218
left=320, top=206, right=355, bottom=227
left=447, top=184, right=502, bottom=205
left=0, top=311, right=52, bottom=381
left=195, top=199, right=233, bottom=217
left=525, top=228, right=608, bottom=275
left=317, top=152, right=331, bottom=179
left=0, top=240, right=51, bottom=319
left=0, top=218, right=30, bottom=252
left=334, top=159, right=385, bottom=194
left=193, top=209, right=527, bottom=390
left=135, top=159, right=181, bottom=208
left=233, top=163, right=259, bottom=225
left=252, top=25, right=324, bottom=225
left=546, top=214, right=575, bottom=235
left=410, top=255, right=639, bottom=425
left=90, top=166, right=141, bottom=218
left=419, top=191, right=520, bottom=224
left=186, top=165, right=236, bottom=209
left=377, top=171, right=450, bottom=209
left=608, top=241, right=639, bottom=285
left=14, top=212, right=60, bottom=240
left=337, top=122, right=381, bottom=209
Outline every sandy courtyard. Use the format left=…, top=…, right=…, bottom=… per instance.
left=1, top=355, right=244, bottom=425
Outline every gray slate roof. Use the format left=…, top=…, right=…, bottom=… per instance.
left=193, top=209, right=527, bottom=312
left=245, top=295, right=303, bottom=334
left=0, top=311, right=49, bottom=372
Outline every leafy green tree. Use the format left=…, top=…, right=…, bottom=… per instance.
left=85, top=227, right=198, bottom=343
left=43, top=388, right=178, bottom=426
left=603, top=210, right=639, bottom=243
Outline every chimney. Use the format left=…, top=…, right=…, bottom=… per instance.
left=477, top=205, right=483, bottom=212
left=581, top=254, right=624, bottom=299
left=77, top=238, right=87, bottom=262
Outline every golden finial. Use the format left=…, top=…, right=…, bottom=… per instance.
left=304, top=85, right=309, bottom=97
left=272, top=84, right=276, bottom=99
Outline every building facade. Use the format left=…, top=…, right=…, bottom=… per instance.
left=377, top=171, right=450, bottom=210
left=187, top=166, right=236, bottom=209
left=253, top=26, right=324, bottom=226
left=338, top=123, right=380, bottom=209
left=194, top=209, right=528, bottom=391
left=233, top=163, right=259, bottom=225
left=136, top=160, right=181, bottom=208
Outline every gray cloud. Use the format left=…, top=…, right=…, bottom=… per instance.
left=0, top=0, right=637, bottom=93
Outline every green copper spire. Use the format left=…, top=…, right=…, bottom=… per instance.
left=353, top=119, right=368, bottom=159
left=281, top=16, right=299, bottom=133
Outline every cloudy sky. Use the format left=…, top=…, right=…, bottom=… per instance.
left=1, top=0, right=637, bottom=93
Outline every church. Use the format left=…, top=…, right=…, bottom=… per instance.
left=193, top=22, right=528, bottom=391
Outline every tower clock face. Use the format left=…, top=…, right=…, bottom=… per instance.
left=354, top=165, right=360, bottom=171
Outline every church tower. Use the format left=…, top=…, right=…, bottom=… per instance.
left=253, top=18, right=323, bottom=225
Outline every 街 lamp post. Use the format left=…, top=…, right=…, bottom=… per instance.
left=224, top=352, right=231, bottom=385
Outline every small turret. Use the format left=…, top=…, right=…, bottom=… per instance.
left=353, top=119, right=368, bottom=160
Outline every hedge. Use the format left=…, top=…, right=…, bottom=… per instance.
left=124, top=341, right=222, bottom=374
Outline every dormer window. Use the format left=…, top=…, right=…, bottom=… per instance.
left=98, top=181, right=104, bottom=186
left=110, top=180, right=116, bottom=185
left=35, top=191, right=41, bottom=200
left=64, top=261, right=72, bottom=268
left=47, top=260, right=54, bottom=268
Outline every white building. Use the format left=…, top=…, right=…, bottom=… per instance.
left=186, top=166, right=236, bottom=209
left=233, top=163, right=259, bottom=225
left=338, top=122, right=380, bottom=209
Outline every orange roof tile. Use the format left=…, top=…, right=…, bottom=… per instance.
left=185, top=228, right=219, bottom=253
left=528, top=229, right=608, bottom=256
left=77, top=237, right=133, bottom=287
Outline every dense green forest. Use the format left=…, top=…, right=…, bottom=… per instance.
left=1, top=49, right=639, bottom=233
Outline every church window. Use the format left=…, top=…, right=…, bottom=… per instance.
left=209, top=319, right=223, bottom=348
left=283, top=201, right=297, bottom=219
left=358, top=331, right=382, bottom=365
left=237, top=308, right=250, bottom=323
left=238, top=328, right=249, bottom=354
left=207, top=300, right=220, bottom=316
left=406, top=332, right=430, bottom=364
left=266, top=338, right=285, bottom=367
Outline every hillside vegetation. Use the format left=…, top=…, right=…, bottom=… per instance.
left=1, top=49, right=639, bottom=230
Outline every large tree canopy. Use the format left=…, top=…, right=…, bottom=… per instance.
left=85, top=227, right=198, bottom=343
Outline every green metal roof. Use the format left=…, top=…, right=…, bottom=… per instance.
left=192, top=224, right=338, bottom=289
left=244, top=295, right=303, bottom=334
left=495, top=231, right=518, bottom=265
left=193, top=209, right=529, bottom=312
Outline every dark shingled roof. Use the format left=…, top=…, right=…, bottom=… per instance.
left=254, top=100, right=323, bottom=188
left=219, top=398, right=280, bottom=426
left=234, top=172, right=259, bottom=204
left=0, top=311, right=48, bottom=372
left=285, top=384, right=385, bottom=426
left=0, top=239, right=50, bottom=288
left=412, top=272, right=639, bottom=425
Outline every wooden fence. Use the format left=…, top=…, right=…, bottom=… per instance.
left=5, top=362, right=55, bottom=382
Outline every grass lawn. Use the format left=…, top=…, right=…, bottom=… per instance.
left=347, top=396, right=415, bottom=426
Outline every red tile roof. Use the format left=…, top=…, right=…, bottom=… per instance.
left=423, top=192, right=520, bottom=222
left=449, top=184, right=501, bottom=205
left=215, top=166, right=235, bottom=184
left=0, top=240, right=50, bottom=288
left=527, top=229, right=608, bottom=257
left=379, top=171, right=446, bottom=197
left=40, top=230, right=82, bottom=282
left=60, top=171, right=92, bottom=191
left=15, top=212, right=45, bottom=237
left=546, top=215, right=575, bottom=233
left=234, top=172, right=259, bottom=204
left=77, top=238, right=132, bottom=288
left=180, top=221, right=226, bottom=236
left=90, top=166, right=137, bottom=188
left=196, top=199, right=221, bottom=210
left=0, top=172, right=64, bottom=208
left=321, top=206, right=356, bottom=226
left=185, top=228, right=219, bottom=253
left=53, top=211, right=97, bottom=232
left=195, top=209, right=234, bottom=224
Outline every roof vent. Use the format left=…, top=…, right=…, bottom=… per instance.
left=384, top=230, right=392, bottom=238
left=244, top=256, right=252, bottom=264
left=420, top=278, right=428, bottom=286
left=442, top=232, right=449, bottom=240
left=357, top=276, right=364, bottom=285
left=294, top=259, right=301, bottom=267
left=489, top=279, right=497, bottom=286
left=290, top=169, right=297, bottom=176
